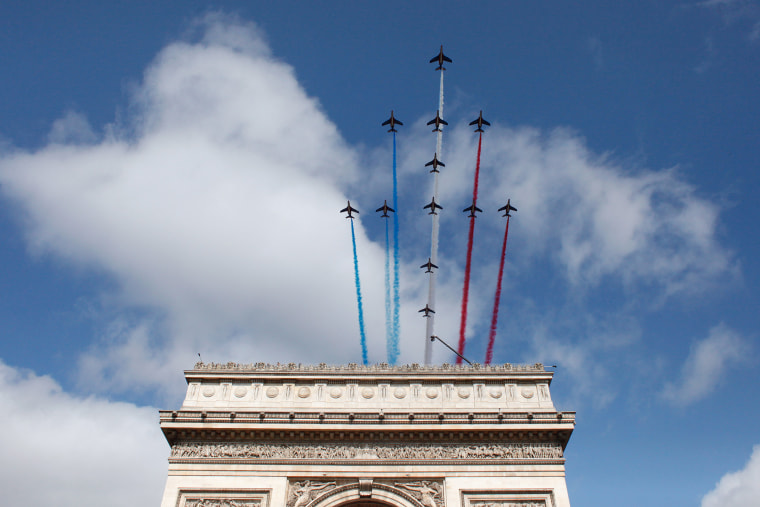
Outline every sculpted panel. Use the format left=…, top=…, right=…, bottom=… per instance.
left=171, top=442, right=563, bottom=460
left=288, top=481, right=338, bottom=507
left=470, top=503, right=545, bottom=507
left=394, top=481, right=443, bottom=507
left=185, top=499, right=260, bottom=507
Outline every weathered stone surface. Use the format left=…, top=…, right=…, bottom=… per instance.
left=159, top=364, right=574, bottom=507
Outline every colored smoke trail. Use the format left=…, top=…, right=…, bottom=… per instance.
left=424, top=69, right=445, bottom=365
left=384, top=218, right=392, bottom=360
left=456, top=132, right=483, bottom=362
left=390, top=132, right=400, bottom=364
left=350, top=220, right=369, bottom=365
left=485, top=216, right=510, bottom=364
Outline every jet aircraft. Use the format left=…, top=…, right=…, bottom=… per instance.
left=498, top=199, right=517, bottom=217
left=419, top=304, right=436, bottom=317
left=424, top=153, right=445, bottom=173
left=463, top=202, right=483, bottom=217
left=381, top=110, right=403, bottom=132
left=375, top=200, right=395, bottom=217
left=340, top=201, right=359, bottom=219
left=427, top=110, right=448, bottom=132
left=423, top=197, right=443, bottom=215
left=469, top=111, right=491, bottom=132
left=420, top=258, right=439, bottom=273
left=429, top=45, right=452, bottom=71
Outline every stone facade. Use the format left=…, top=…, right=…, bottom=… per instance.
left=159, top=363, right=575, bottom=507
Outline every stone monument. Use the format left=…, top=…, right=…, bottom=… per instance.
left=159, top=362, right=575, bottom=507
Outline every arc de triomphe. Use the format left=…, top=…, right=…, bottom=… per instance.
left=159, top=363, right=575, bottom=507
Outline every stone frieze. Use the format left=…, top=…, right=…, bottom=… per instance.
left=171, top=442, right=563, bottom=460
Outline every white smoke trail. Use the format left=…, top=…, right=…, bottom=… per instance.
left=424, top=70, right=445, bottom=365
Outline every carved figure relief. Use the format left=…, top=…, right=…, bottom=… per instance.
left=185, top=499, right=260, bottom=507
left=172, top=442, right=563, bottom=461
left=394, top=481, right=442, bottom=507
left=287, top=481, right=337, bottom=507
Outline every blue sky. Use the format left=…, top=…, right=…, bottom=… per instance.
left=0, top=2, right=759, bottom=506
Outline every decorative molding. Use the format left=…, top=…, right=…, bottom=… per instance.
left=185, top=499, right=261, bottom=507
left=171, top=442, right=563, bottom=460
left=177, top=489, right=269, bottom=507
left=285, top=479, right=443, bottom=507
left=462, top=490, right=554, bottom=507
left=192, top=362, right=546, bottom=373
left=470, top=503, right=545, bottom=507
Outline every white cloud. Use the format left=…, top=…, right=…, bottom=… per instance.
left=425, top=124, right=736, bottom=297
left=0, top=15, right=737, bottom=401
left=0, top=359, right=168, bottom=507
left=702, top=445, right=760, bottom=507
left=662, top=323, right=749, bottom=406
left=48, top=110, right=98, bottom=145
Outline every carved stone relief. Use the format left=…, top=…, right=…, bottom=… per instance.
left=394, top=480, right=443, bottom=507
left=470, top=503, right=545, bottom=507
left=171, top=442, right=563, bottom=460
left=285, top=479, right=444, bottom=507
left=287, top=480, right=338, bottom=507
left=185, top=499, right=260, bottom=507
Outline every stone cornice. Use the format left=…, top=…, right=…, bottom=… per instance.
left=190, top=362, right=547, bottom=373
left=160, top=409, right=576, bottom=426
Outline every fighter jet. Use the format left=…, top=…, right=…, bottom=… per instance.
left=340, top=201, right=359, bottom=219
left=375, top=200, right=395, bottom=218
left=463, top=202, right=483, bottom=217
left=420, top=258, right=439, bottom=273
left=429, top=45, right=452, bottom=71
left=469, top=111, right=491, bottom=132
left=424, top=153, right=446, bottom=173
left=381, top=110, right=403, bottom=133
left=419, top=304, right=436, bottom=317
left=498, top=199, right=517, bottom=217
left=427, top=110, right=448, bottom=132
left=423, top=197, right=443, bottom=215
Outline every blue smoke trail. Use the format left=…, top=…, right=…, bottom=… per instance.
left=391, top=131, right=401, bottom=364
left=351, top=220, right=369, bottom=365
left=384, top=218, right=392, bottom=360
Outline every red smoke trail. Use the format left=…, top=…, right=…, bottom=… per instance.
left=485, top=216, right=510, bottom=364
left=457, top=133, right=483, bottom=362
